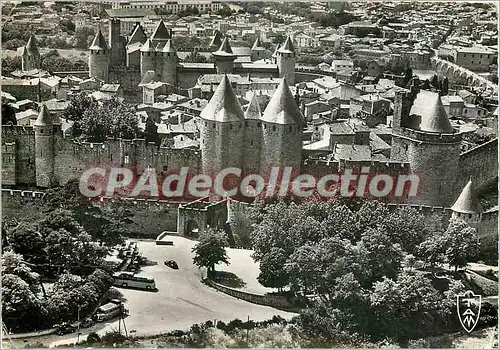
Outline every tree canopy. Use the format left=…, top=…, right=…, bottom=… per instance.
left=246, top=199, right=477, bottom=344
left=192, top=228, right=230, bottom=276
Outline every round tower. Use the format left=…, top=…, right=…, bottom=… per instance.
left=160, top=39, right=178, bottom=87
left=34, top=105, right=58, bottom=187
left=199, top=75, right=245, bottom=181
left=260, top=78, right=304, bottom=178
left=22, top=35, right=41, bottom=71
left=450, top=178, right=482, bottom=230
left=391, top=89, right=462, bottom=207
left=250, top=37, right=266, bottom=62
left=140, top=38, right=156, bottom=76
left=89, top=28, right=110, bottom=81
left=212, top=37, right=236, bottom=74
left=276, top=36, right=296, bottom=85
left=243, top=92, right=263, bottom=175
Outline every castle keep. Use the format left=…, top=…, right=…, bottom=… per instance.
left=1, top=76, right=304, bottom=190
left=88, top=19, right=297, bottom=93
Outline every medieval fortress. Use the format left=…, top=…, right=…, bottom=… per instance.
left=2, top=18, right=498, bottom=239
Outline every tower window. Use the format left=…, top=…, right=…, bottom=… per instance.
left=212, top=123, right=215, bottom=129
left=273, top=125, right=276, bottom=131
left=251, top=140, right=253, bottom=146
left=289, top=126, right=292, bottom=132
left=245, top=121, right=248, bottom=127
left=258, top=122, right=261, bottom=127
left=230, top=124, right=233, bottom=130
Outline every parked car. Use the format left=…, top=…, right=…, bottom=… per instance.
left=55, top=323, right=76, bottom=335
left=164, top=260, right=179, bottom=270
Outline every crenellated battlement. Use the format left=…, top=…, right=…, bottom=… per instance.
left=304, top=158, right=412, bottom=175
left=395, top=127, right=463, bottom=144
left=2, top=125, right=35, bottom=136
left=460, top=138, right=497, bottom=156
left=1, top=189, right=45, bottom=198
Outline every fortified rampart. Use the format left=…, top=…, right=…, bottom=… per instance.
left=1, top=125, right=202, bottom=187
left=457, top=139, right=498, bottom=193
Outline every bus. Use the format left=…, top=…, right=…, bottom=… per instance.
left=113, top=272, right=156, bottom=290
left=95, top=302, right=127, bottom=322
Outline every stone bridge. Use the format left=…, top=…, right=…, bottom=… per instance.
left=431, top=57, right=497, bottom=93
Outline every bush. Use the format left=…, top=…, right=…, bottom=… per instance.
left=216, top=321, right=226, bottom=330
left=101, top=331, right=128, bottom=345
left=407, top=338, right=431, bottom=348
left=226, top=319, right=243, bottom=333
left=86, top=332, right=101, bottom=343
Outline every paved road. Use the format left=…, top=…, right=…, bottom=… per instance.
left=12, top=236, right=296, bottom=347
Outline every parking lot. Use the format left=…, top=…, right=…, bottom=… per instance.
left=18, top=236, right=295, bottom=347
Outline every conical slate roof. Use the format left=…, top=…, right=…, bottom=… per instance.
left=272, top=43, right=280, bottom=58
left=409, top=90, right=453, bottom=133
left=245, top=93, right=262, bottom=120
left=278, top=36, right=295, bottom=54
left=162, top=39, right=176, bottom=53
left=128, top=23, right=147, bottom=45
left=251, top=37, right=265, bottom=51
left=89, top=28, right=109, bottom=50
left=25, top=35, right=39, bottom=54
left=213, top=37, right=235, bottom=57
left=261, top=78, right=304, bottom=125
left=140, top=38, right=155, bottom=52
left=34, top=104, right=53, bottom=126
left=451, top=179, right=482, bottom=214
left=210, top=30, right=223, bottom=47
left=200, top=75, right=244, bottom=122
left=151, top=20, right=171, bottom=41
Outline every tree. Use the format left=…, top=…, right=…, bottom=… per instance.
left=442, top=219, right=480, bottom=271
left=415, top=233, right=447, bottom=270
left=431, top=74, right=439, bottom=88
left=257, top=248, right=289, bottom=291
left=386, top=59, right=409, bottom=75
left=41, top=51, right=74, bottom=73
left=1, top=56, right=22, bottom=76
left=79, top=99, right=140, bottom=142
left=63, top=92, right=97, bottom=137
left=75, top=26, right=95, bottom=49
left=2, top=274, right=47, bottom=332
left=183, top=51, right=209, bottom=63
left=1, top=251, right=41, bottom=294
left=5, top=38, right=25, bottom=50
left=2, top=103, right=17, bottom=125
left=192, top=228, right=230, bottom=277
left=51, top=273, right=84, bottom=294
left=441, top=77, right=449, bottom=95
left=6, top=222, right=46, bottom=263
left=59, top=19, right=76, bottom=33
left=44, top=179, right=129, bottom=248
left=403, top=67, right=413, bottom=87
left=370, top=272, right=454, bottom=342
left=217, top=5, right=233, bottom=17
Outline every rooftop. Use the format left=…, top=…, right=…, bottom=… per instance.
left=450, top=179, right=482, bottom=214
left=261, top=78, right=304, bottom=125
left=409, top=90, right=454, bottom=133
left=199, top=75, right=244, bottom=123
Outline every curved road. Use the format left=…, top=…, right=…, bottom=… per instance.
left=10, top=236, right=296, bottom=348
